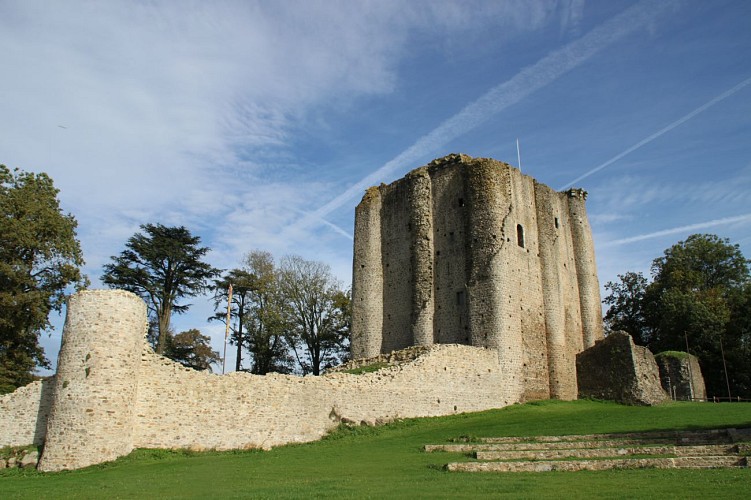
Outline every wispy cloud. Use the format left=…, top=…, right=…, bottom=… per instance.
left=589, top=165, right=751, bottom=218
left=560, top=74, right=751, bottom=190
left=1, top=0, right=580, bottom=283
left=600, top=213, right=751, bottom=248
left=287, top=0, right=678, bottom=237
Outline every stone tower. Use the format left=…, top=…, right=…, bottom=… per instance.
left=38, top=290, right=147, bottom=472
left=351, top=154, right=603, bottom=401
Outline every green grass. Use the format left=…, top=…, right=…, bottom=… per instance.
left=341, top=361, right=390, bottom=374
left=0, top=444, right=38, bottom=463
left=655, top=351, right=690, bottom=360
left=2, top=400, right=750, bottom=499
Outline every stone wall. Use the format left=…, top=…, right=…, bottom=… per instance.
left=0, top=290, right=511, bottom=471
left=576, top=332, right=669, bottom=406
left=134, top=343, right=507, bottom=452
left=0, top=378, right=55, bottom=447
left=352, top=154, right=603, bottom=402
left=655, top=352, right=707, bottom=401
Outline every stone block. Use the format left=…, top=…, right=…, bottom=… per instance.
left=19, top=450, right=39, bottom=468
left=576, top=332, right=668, bottom=406
left=655, top=352, right=706, bottom=401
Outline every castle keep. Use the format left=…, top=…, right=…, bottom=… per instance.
left=352, top=154, right=603, bottom=401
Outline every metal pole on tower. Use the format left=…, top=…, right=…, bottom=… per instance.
left=222, top=283, right=233, bottom=375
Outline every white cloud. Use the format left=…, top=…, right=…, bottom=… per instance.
left=589, top=164, right=751, bottom=219
left=1, top=0, right=581, bottom=284
left=11, top=0, right=739, bottom=374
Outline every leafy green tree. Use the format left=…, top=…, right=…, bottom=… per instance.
left=603, top=271, right=650, bottom=344
left=278, top=255, right=350, bottom=375
left=0, top=165, right=87, bottom=392
left=604, top=234, right=750, bottom=398
left=102, top=224, right=219, bottom=355
left=646, top=234, right=748, bottom=397
left=726, top=285, right=751, bottom=396
left=164, top=328, right=221, bottom=372
left=242, top=251, right=292, bottom=374
left=210, top=251, right=291, bottom=374
left=210, top=268, right=255, bottom=371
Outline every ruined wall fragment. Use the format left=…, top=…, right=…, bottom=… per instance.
left=0, top=378, right=55, bottom=447
left=655, top=352, right=707, bottom=401
left=576, top=332, right=669, bottom=406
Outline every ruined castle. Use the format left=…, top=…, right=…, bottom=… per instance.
left=353, top=154, right=603, bottom=401
left=1, top=154, right=613, bottom=472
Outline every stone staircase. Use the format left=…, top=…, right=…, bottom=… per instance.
left=424, top=428, right=751, bottom=472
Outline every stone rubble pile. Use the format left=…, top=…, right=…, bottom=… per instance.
left=1, top=449, right=39, bottom=469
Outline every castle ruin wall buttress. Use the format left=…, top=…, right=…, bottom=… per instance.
left=567, top=189, right=604, bottom=348
left=535, top=183, right=577, bottom=400
left=352, top=187, right=384, bottom=358
left=407, top=167, right=435, bottom=347
left=464, top=158, right=525, bottom=402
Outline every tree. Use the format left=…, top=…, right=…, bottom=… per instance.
left=603, top=271, right=650, bottom=344
left=209, top=251, right=291, bottom=374
left=603, top=234, right=750, bottom=398
left=277, top=255, right=350, bottom=375
left=102, top=224, right=219, bottom=355
left=0, top=165, right=87, bottom=392
left=164, top=328, right=221, bottom=371
left=646, top=234, right=749, bottom=397
left=242, top=251, right=292, bottom=374
left=726, top=284, right=751, bottom=396
left=210, top=268, right=255, bottom=371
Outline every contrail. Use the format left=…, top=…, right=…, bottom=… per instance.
left=288, top=208, right=354, bottom=241
left=286, top=0, right=678, bottom=236
left=319, top=218, right=353, bottom=241
left=600, top=213, right=751, bottom=248
left=560, top=74, right=751, bottom=190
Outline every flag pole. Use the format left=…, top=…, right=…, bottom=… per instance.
left=222, top=283, right=233, bottom=374
left=516, top=138, right=522, bottom=172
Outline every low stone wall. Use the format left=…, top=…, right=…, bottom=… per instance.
left=0, top=378, right=55, bottom=447
left=576, top=332, right=668, bottom=406
left=0, top=290, right=512, bottom=471
left=134, top=344, right=507, bottom=451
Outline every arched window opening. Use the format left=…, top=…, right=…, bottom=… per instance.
left=516, top=224, right=525, bottom=248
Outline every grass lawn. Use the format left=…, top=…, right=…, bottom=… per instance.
left=2, top=400, right=750, bottom=499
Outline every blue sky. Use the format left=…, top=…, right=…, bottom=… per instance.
left=1, top=0, right=749, bottom=372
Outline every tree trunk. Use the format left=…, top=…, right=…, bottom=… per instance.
left=156, top=307, right=171, bottom=354
left=235, top=313, right=243, bottom=371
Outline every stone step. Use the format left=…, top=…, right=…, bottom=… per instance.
left=475, top=444, right=740, bottom=461
left=446, top=455, right=748, bottom=473
left=425, top=438, right=724, bottom=453
left=476, top=428, right=737, bottom=444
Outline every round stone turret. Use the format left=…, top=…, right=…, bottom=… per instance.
left=38, top=290, right=147, bottom=472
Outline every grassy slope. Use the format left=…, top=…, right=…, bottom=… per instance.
left=2, top=400, right=750, bottom=499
